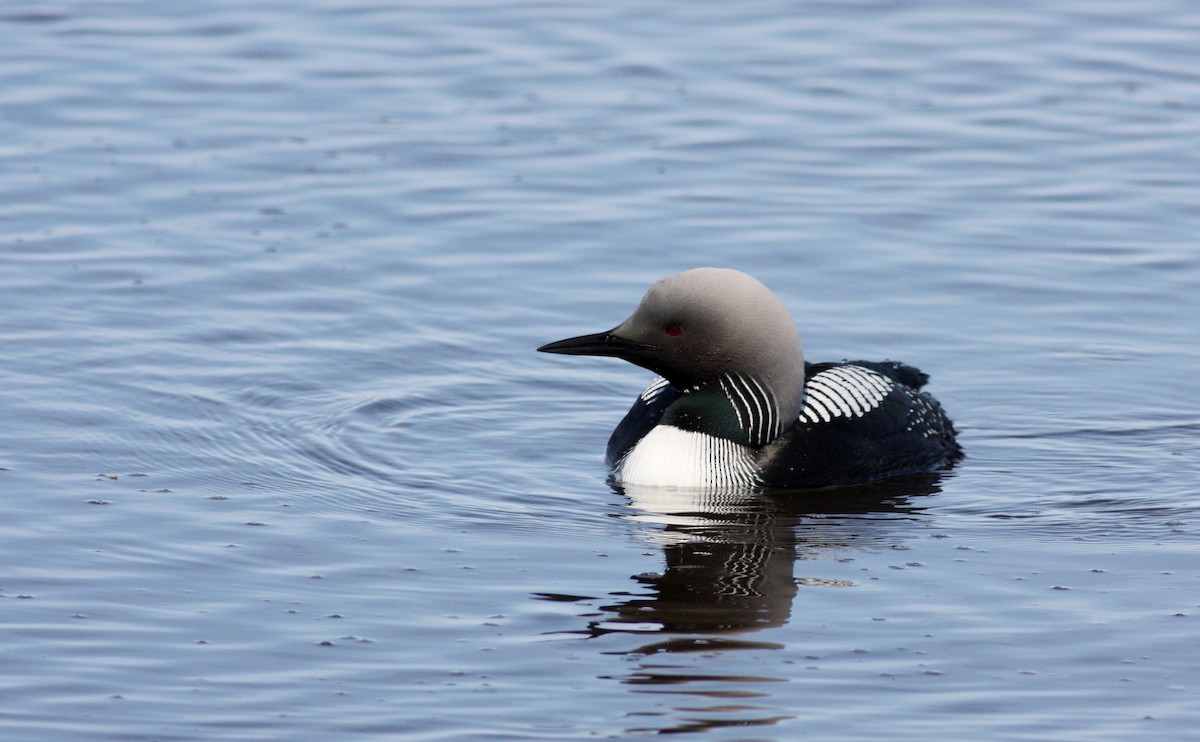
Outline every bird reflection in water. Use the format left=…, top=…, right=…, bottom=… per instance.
left=601, top=475, right=943, bottom=638
left=536, top=474, right=949, bottom=735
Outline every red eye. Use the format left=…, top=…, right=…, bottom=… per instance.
left=666, top=325, right=683, bottom=337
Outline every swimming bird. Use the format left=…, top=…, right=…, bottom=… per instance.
left=538, top=268, right=960, bottom=489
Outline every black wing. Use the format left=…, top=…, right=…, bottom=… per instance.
left=605, top=377, right=677, bottom=465
left=761, top=362, right=960, bottom=489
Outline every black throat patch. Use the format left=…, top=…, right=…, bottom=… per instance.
left=660, top=390, right=752, bottom=447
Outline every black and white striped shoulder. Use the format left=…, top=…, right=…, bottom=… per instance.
left=754, top=360, right=959, bottom=489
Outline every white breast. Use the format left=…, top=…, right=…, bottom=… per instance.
left=616, top=425, right=760, bottom=489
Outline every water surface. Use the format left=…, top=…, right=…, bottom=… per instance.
left=2, top=1, right=1199, bottom=739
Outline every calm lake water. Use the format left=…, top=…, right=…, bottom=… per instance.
left=3, top=1, right=1199, bottom=739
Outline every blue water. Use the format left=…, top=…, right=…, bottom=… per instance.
left=3, top=1, right=1199, bottom=739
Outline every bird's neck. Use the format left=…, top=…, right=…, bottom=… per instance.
left=661, top=372, right=796, bottom=448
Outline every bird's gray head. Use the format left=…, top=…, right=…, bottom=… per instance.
left=539, top=268, right=806, bottom=440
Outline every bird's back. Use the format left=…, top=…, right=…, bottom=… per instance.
left=608, top=361, right=960, bottom=489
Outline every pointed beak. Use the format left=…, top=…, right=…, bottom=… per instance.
left=537, top=330, right=659, bottom=359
